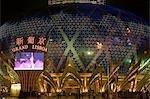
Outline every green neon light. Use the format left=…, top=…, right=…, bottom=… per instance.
left=139, top=58, right=150, bottom=70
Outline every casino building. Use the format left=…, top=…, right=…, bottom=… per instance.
left=0, top=0, right=149, bottom=98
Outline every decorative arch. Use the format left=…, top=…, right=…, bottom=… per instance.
left=0, top=52, right=20, bottom=83
left=60, top=72, right=82, bottom=89
left=41, top=71, right=58, bottom=92
left=60, top=66, right=82, bottom=88
left=119, top=59, right=141, bottom=91
left=88, top=66, right=102, bottom=87
left=0, top=73, right=11, bottom=87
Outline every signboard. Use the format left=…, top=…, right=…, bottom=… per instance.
left=14, top=52, right=44, bottom=70
left=12, top=36, right=48, bottom=52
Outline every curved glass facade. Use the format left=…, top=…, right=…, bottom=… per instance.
left=0, top=3, right=149, bottom=97
left=0, top=4, right=149, bottom=73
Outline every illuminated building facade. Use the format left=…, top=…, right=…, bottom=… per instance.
left=0, top=1, right=149, bottom=98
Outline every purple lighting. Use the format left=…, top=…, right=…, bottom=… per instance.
left=14, top=52, right=44, bottom=70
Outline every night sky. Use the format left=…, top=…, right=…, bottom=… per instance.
left=1, top=0, right=149, bottom=24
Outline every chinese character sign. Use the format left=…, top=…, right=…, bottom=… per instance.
left=15, top=36, right=47, bottom=46
left=27, top=36, right=35, bottom=44
left=16, top=37, right=24, bottom=46
left=12, top=36, right=47, bottom=52
left=37, top=37, right=46, bottom=45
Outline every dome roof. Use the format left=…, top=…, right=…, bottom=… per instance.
left=0, top=3, right=149, bottom=73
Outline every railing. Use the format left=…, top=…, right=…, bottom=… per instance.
left=48, top=0, right=105, bottom=5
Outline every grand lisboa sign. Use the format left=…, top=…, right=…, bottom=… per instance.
left=11, top=36, right=48, bottom=52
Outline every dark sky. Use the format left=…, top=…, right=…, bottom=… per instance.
left=1, top=0, right=149, bottom=24
left=106, top=0, right=149, bottom=20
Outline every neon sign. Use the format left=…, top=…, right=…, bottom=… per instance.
left=12, top=36, right=48, bottom=52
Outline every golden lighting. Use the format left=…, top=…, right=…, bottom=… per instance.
left=56, top=88, right=62, bottom=93
left=96, top=42, right=103, bottom=49
left=68, top=64, right=71, bottom=66
left=10, top=83, right=21, bottom=96
left=129, top=81, right=134, bottom=92
left=82, top=87, right=88, bottom=93
left=99, top=88, right=105, bottom=93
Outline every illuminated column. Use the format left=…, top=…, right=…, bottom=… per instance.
left=129, top=75, right=137, bottom=92
left=56, top=77, right=61, bottom=93
left=16, top=71, right=42, bottom=92
left=83, top=77, right=88, bottom=93
left=43, top=80, right=47, bottom=92
left=133, top=76, right=137, bottom=92
left=10, top=83, right=21, bottom=96
left=95, top=80, right=100, bottom=93
left=98, top=73, right=104, bottom=92
left=130, top=79, right=135, bottom=92
left=107, top=65, right=110, bottom=93
left=12, top=36, right=47, bottom=93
